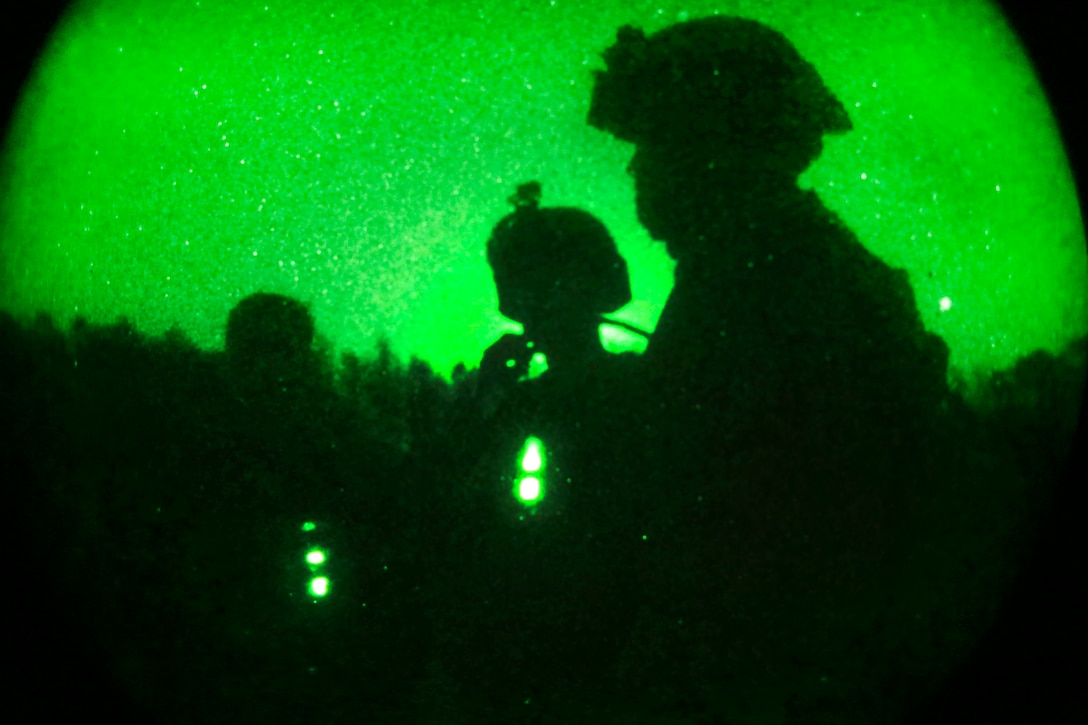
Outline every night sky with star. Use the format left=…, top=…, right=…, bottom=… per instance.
left=1, top=0, right=1084, bottom=384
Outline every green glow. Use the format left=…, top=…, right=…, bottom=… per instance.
left=515, top=437, right=546, bottom=505
left=300, top=521, right=316, bottom=532
left=520, top=437, right=544, bottom=473
left=600, top=321, right=649, bottom=355
left=1, top=1, right=1084, bottom=386
left=517, top=476, right=542, bottom=503
left=309, top=576, right=329, bottom=597
left=306, top=549, right=326, bottom=565
left=940, top=296, right=953, bottom=311
left=526, top=352, right=549, bottom=380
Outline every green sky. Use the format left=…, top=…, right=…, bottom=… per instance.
left=1, top=0, right=1085, bottom=382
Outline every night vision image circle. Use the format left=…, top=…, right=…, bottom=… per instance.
left=2, top=1, right=1084, bottom=723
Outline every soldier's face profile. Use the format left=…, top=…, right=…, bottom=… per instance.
left=627, top=145, right=674, bottom=244
left=628, top=140, right=713, bottom=253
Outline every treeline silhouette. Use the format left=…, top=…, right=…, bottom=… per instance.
left=3, top=301, right=1083, bottom=724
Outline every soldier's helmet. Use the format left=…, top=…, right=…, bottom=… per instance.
left=226, top=292, right=315, bottom=368
left=588, top=17, right=851, bottom=156
left=487, top=181, right=631, bottom=328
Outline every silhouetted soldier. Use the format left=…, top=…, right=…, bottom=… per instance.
left=437, top=182, right=647, bottom=722
left=225, top=292, right=324, bottom=406
left=220, top=292, right=339, bottom=526
left=587, top=17, right=957, bottom=720
left=473, top=181, right=634, bottom=394
left=221, top=292, right=350, bottom=506
left=208, top=292, right=428, bottom=721
left=589, top=18, right=950, bottom=417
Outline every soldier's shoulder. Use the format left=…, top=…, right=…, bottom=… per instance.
left=807, top=197, right=915, bottom=297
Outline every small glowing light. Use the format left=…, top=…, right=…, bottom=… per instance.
left=301, top=522, right=316, bottom=532
left=306, top=550, right=326, bottom=565
left=505, top=358, right=516, bottom=368
left=521, top=438, right=543, bottom=472
left=518, top=477, right=541, bottom=502
left=940, top=296, right=952, bottom=311
left=526, top=352, right=548, bottom=380
left=310, top=577, right=329, bottom=597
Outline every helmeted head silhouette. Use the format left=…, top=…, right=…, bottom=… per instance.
left=225, top=292, right=316, bottom=393
left=588, top=17, right=853, bottom=254
left=487, top=181, right=631, bottom=332
left=588, top=16, right=851, bottom=173
left=226, top=293, right=314, bottom=360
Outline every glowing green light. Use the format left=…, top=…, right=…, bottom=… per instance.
left=940, top=296, right=953, bottom=311
left=521, top=437, right=544, bottom=472
left=599, top=322, right=650, bottom=355
left=306, top=549, right=326, bottom=565
left=526, top=352, right=548, bottom=380
left=514, top=437, right=547, bottom=504
left=310, top=576, right=329, bottom=597
left=505, top=358, right=516, bottom=368
left=518, top=476, right=542, bottom=502
left=301, top=521, right=316, bottom=532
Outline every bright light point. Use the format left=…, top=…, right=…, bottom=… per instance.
left=310, top=577, right=329, bottom=597
left=518, top=477, right=541, bottom=502
left=940, top=296, right=952, bottom=311
left=301, top=522, right=316, bottom=532
left=521, top=437, right=543, bottom=472
left=526, top=352, right=548, bottom=380
left=306, top=550, right=326, bottom=565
